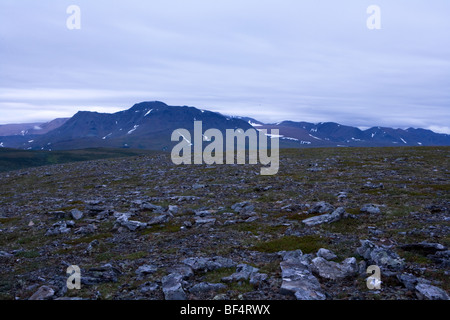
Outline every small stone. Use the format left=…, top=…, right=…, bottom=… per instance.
left=148, top=214, right=170, bottom=226
left=189, top=282, right=227, bottom=294
left=141, top=203, right=164, bottom=213
left=29, top=285, right=55, bottom=300
left=139, top=282, right=159, bottom=295
left=311, top=257, right=357, bottom=280
left=116, top=214, right=147, bottom=230
left=183, top=221, right=193, bottom=228
left=162, top=273, right=186, bottom=300
left=360, top=204, right=381, bottom=215
left=302, top=207, right=346, bottom=226
left=70, top=209, right=84, bottom=220
left=195, top=210, right=215, bottom=217
left=192, top=183, right=206, bottom=190
left=231, top=202, right=255, bottom=214
left=86, top=239, right=99, bottom=254
left=195, top=217, right=216, bottom=226
left=249, top=273, right=268, bottom=286
left=308, top=201, right=335, bottom=215
left=183, top=256, right=236, bottom=273
left=167, top=265, right=194, bottom=280
left=135, top=264, right=158, bottom=277
left=0, top=251, right=14, bottom=258
left=222, top=264, right=259, bottom=283
left=356, top=240, right=405, bottom=272
left=362, top=182, right=384, bottom=189
left=168, top=205, right=179, bottom=215
left=415, top=283, right=449, bottom=300
left=280, top=259, right=325, bottom=300
left=317, top=248, right=337, bottom=260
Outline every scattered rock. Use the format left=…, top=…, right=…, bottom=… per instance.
left=74, top=224, right=97, bottom=235
left=0, top=251, right=14, bottom=258
left=139, top=282, right=159, bottom=296
left=189, top=282, right=227, bottom=294
left=194, top=217, right=216, bottom=226
left=317, top=248, right=338, bottom=260
left=302, top=207, right=346, bottom=226
left=183, top=256, right=237, bottom=273
left=231, top=202, right=255, bottom=215
left=415, top=283, right=449, bottom=300
left=362, top=182, right=384, bottom=189
left=70, top=209, right=84, bottom=220
left=167, top=264, right=194, bottom=280
left=45, top=221, right=73, bottom=236
left=279, top=250, right=326, bottom=300
left=430, top=250, right=450, bottom=268
left=135, top=264, right=158, bottom=277
left=195, top=209, right=216, bottom=217
left=82, top=264, right=121, bottom=285
left=310, top=257, right=358, bottom=281
left=360, top=204, right=381, bottom=215
left=115, top=214, right=147, bottom=231
left=356, top=240, right=405, bottom=272
left=308, top=201, right=335, bottom=215
left=29, top=285, right=55, bottom=300
left=85, top=239, right=99, bottom=254
left=148, top=214, right=170, bottom=226
left=162, top=273, right=186, bottom=300
left=141, top=203, right=164, bottom=213
left=168, top=205, right=179, bottom=215
left=222, top=264, right=260, bottom=283
left=337, top=192, right=347, bottom=201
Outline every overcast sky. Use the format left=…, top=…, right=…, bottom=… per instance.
left=1, top=0, right=449, bottom=133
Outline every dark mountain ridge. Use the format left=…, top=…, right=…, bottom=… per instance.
left=0, top=101, right=449, bottom=150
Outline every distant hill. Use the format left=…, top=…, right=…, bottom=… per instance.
left=0, top=101, right=449, bottom=150
left=0, top=118, right=69, bottom=136
left=251, top=121, right=450, bottom=147
left=0, top=147, right=156, bottom=173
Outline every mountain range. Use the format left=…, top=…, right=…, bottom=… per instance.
left=1, top=101, right=449, bottom=150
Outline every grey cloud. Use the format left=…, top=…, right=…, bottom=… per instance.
left=0, top=0, right=449, bottom=133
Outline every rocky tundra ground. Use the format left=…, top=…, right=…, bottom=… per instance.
left=0, top=146, right=448, bottom=300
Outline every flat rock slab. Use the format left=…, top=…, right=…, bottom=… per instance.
left=302, top=207, right=346, bottom=226
left=162, top=273, right=186, bottom=300
left=311, top=257, right=358, bottom=281
left=183, top=256, right=236, bottom=273
left=279, top=260, right=326, bottom=300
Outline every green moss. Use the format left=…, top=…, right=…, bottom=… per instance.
left=66, top=232, right=113, bottom=245
left=398, top=250, right=433, bottom=265
left=203, top=267, right=236, bottom=283
left=140, top=223, right=181, bottom=235
left=252, top=235, right=325, bottom=254
left=0, top=217, right=21, bottom=224
left=320, top=217, right=365, bottom=235
left=121, top=251, right=148, bottom=260
left=227, top=280, right=255, bottom=294
left=94, top=252, right=117, bottom=263
left=15, top=250, right=40, bottom=258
